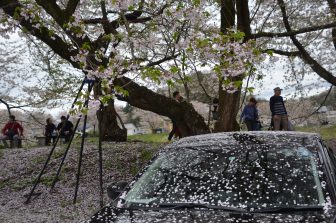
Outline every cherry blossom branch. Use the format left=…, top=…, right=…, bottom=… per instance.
left=277, top=0, right=336, bottom=86
left=251, top=21, right=336, bottom=39
left=263, top=49, right=300, bottom=57
left=1, top=0, right=80, bottom=69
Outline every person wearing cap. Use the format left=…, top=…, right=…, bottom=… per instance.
left=56, top=116, right=74, bottom=143
left=240, top=97, right=259, bottom=131
left=270, top=87, right=288, bottom=130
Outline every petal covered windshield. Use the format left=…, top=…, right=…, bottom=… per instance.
left=124, top=143, right=330, bottom=209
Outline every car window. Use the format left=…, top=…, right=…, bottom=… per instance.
left=124, top=143, right=331, bottom=209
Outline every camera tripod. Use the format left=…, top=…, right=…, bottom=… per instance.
left=25, top=78, right=104, bottom=208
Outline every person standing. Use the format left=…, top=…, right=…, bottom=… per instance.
left=1, top=115, right=24, bottom=148
left=56, top=116, right=74, bottom=143
left=270, top=87, right=288, bottom=131
left=240, top=98, right=259, bottom=131
left=45, top=118, right=56, bottom=146
left=168, top=91, right=183, bottom=141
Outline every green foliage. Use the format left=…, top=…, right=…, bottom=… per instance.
left=192, top=0, right=201, bottom=6
left=98, top=94, right=113, bottom=106
left=247, top=87, right=255, bottom=94
left=296, top=125, right=336, bottom=140
left=114, top=85, right=129, bottom=97
left=141, top=67, right=162, bottom=84
left=167, top=79, right=175, bottom=87
left=169, top=66, right=180, bottom=74
left=128, top=133, right=168, bottom=143
left=13, top=6, right=21, bottom=20
left=81, top=42, right=91, bottom=51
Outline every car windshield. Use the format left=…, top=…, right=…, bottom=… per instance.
left=124, top=142, right=330, bottom=210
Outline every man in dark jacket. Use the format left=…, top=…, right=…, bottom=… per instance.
left=45, top=118, right=56, bottom=146
left=270, top=87, right=288, bottom=131
left=56, top=116, right=74, bottom=143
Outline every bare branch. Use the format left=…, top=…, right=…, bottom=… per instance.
left=277, top=0, right=336, bottom=85
left=65, top=0, right=80, bottom=17
left=251, top=21, right=336, bottom=39
left=263, top=49, right=301, bottom=57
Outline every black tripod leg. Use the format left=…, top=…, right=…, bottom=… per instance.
left=73, top=83, right=93, bottom=204
left=25, top=79, right=87, bottom=204
left=73, top=112, right=88, bottom=204
left=25, top=139, right=58, bottom=204
left=98, top=105, right=104, bottom=208
left=50, top=116, right=82, bottom=190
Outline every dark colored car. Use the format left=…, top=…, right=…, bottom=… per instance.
left=87, top=132, right=336, bottom=223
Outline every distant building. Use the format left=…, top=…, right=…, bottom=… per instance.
left=124, top=123, right=152, bottom=135
left=326, top=110, right=336, bottom=124
left=124, top=123, right=140, bottom=135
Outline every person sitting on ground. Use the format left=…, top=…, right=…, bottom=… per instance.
left=56, top=116, right=74, bottom=143
left=240, top=97, right=259, bottom=131
left=45, top=118, right=56, bottom=146
left=270, top=87, right=288, bottom=131
left=1, top=115, right=24, bottom=148
left=168, top=91, right=183, bottom=141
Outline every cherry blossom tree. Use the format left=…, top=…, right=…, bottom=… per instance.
left=1, top=0, right=336, bottom=136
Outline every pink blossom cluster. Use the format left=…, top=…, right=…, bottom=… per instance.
left=111, top=0, right=143, bottom=10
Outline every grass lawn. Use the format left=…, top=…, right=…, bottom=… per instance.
left=128, top=133, right=168, bottom=143
left=295, top=125, right=336, bottom=140
left=73, top=133, right=169, bottom=145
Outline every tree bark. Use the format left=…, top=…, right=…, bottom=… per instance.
left=96, top=99, right=127, bottom=142
left=114, top=77, right=210, bottom=137
left=215, top=0, right=240, bottom=132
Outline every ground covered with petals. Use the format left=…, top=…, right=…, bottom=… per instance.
left=0, top=141, right=161, bottom=223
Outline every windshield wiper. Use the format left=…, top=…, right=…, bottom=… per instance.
left=251, top=205, right=324, bottom=213
left=157, top=203, right=246, bottom=212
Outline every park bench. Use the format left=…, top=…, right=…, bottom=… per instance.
left=35, top=136, right=46, bottom=146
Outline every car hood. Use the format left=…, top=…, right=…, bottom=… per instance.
left=87, top=206, right=336, bottom=223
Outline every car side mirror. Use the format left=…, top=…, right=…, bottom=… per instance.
left=107, top=181, right=128, bottom=200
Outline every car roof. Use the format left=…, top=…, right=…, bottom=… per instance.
left=166, top=131, right=321, bottom=149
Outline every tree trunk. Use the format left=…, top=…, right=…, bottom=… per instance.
left=114, top=77, right=210, bottom=137
left=214, top=86, right=242, bottom=132
left=214, top=0, right=252, bottom=132
left=214, top=0, right=240, bottom=132
left=96, top=99, right=127, bottom=142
